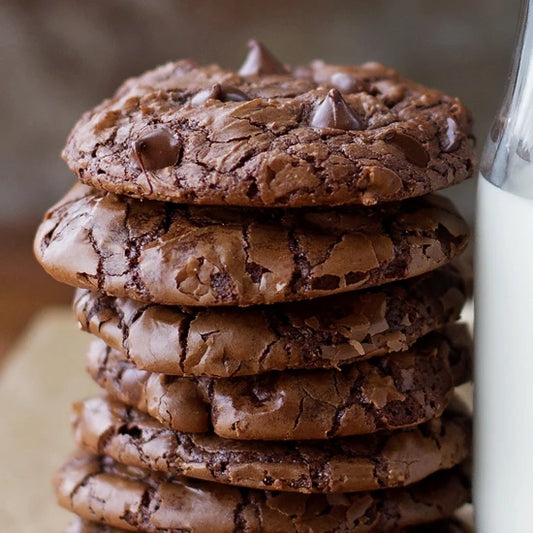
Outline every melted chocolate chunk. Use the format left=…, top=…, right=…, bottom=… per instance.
left=191, top=83, right=249, bottom=106
left=131, top=126, right=181, bottom=171
left=310, top=88, right=362, bottom=130
left=238, top=40, right=289, bottom=76
left=384, top=131, right=430, bottom=167
left=441, top=117, right=462, bottom=153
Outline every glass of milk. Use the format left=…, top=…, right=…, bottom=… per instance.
left=475, top=1, right=533, bottom=531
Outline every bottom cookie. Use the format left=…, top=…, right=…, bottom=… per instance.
left=55, top=453, right=469, bottom=533
left=65, top=517, right=472, bottom=533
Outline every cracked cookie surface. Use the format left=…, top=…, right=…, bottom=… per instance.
left=55, top=453, right=470, bottom=533
left=34, top=184, right=469, bottom=306
left=73, top=395, right=471, bottom=493
left=86, top=325, right=471, bottom=440
left=65, top=518, right=472, bottom=533
left=74, top=265, right=466, bottom=377
left=62, top=58, right=475, bottom=208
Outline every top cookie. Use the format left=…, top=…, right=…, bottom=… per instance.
left=62, top=41, right=475, bottom=207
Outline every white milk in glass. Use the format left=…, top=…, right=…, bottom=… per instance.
left=475, top=0, right=533, bottom=528
left=475, top=170, right=533, bottom=532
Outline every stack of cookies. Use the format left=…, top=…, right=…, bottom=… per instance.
left=34, top=41, right=476, bottom=533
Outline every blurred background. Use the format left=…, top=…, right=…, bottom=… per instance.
left=0, top=0, right=522, bottom=359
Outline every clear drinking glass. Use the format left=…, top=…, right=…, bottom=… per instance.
left=475, top=0, right=533, bottom=531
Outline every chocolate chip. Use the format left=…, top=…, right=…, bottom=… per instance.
left=384, top=131, right=429, bottom=167
left=360, top=166, right=402, bottom=204
left=310, top=89, right=362, bottom=130
left=441, top=117, right=462, bottom=153
left=292, top=65, right=313, bottom=79
left=131, top=126, right=181, bottom=171
left=330, top=72, right=370, bottom=94
left=371, top=80, right=405, bottom=106
left=238, top=40, right=289, bottom=76
left=191, top=83, right=250, bottom=106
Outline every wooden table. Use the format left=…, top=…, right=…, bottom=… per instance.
left=0, top=307, right=474, bottom=532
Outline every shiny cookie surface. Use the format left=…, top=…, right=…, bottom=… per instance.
left=62, top=42, right=475, bottom=207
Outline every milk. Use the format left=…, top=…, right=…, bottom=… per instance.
left=474, top=173, right=533, bottom=532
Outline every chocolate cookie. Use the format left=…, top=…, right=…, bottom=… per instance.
left=65, top=521, right=125, bottom=533
left=74, top=265, right=466, bottom=377
left=65, top=517, right=473, bottom=533
left=34, top=184, right=469, bottom=306
left=73, top=396, right=471, bottom=493
left=62, top=42, right=475, bottom=208
left=86, top=325, right=471, bottom=439
left=55, top=453, right=470, bottom=532
left=408, top=521, right=472, bottom=533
